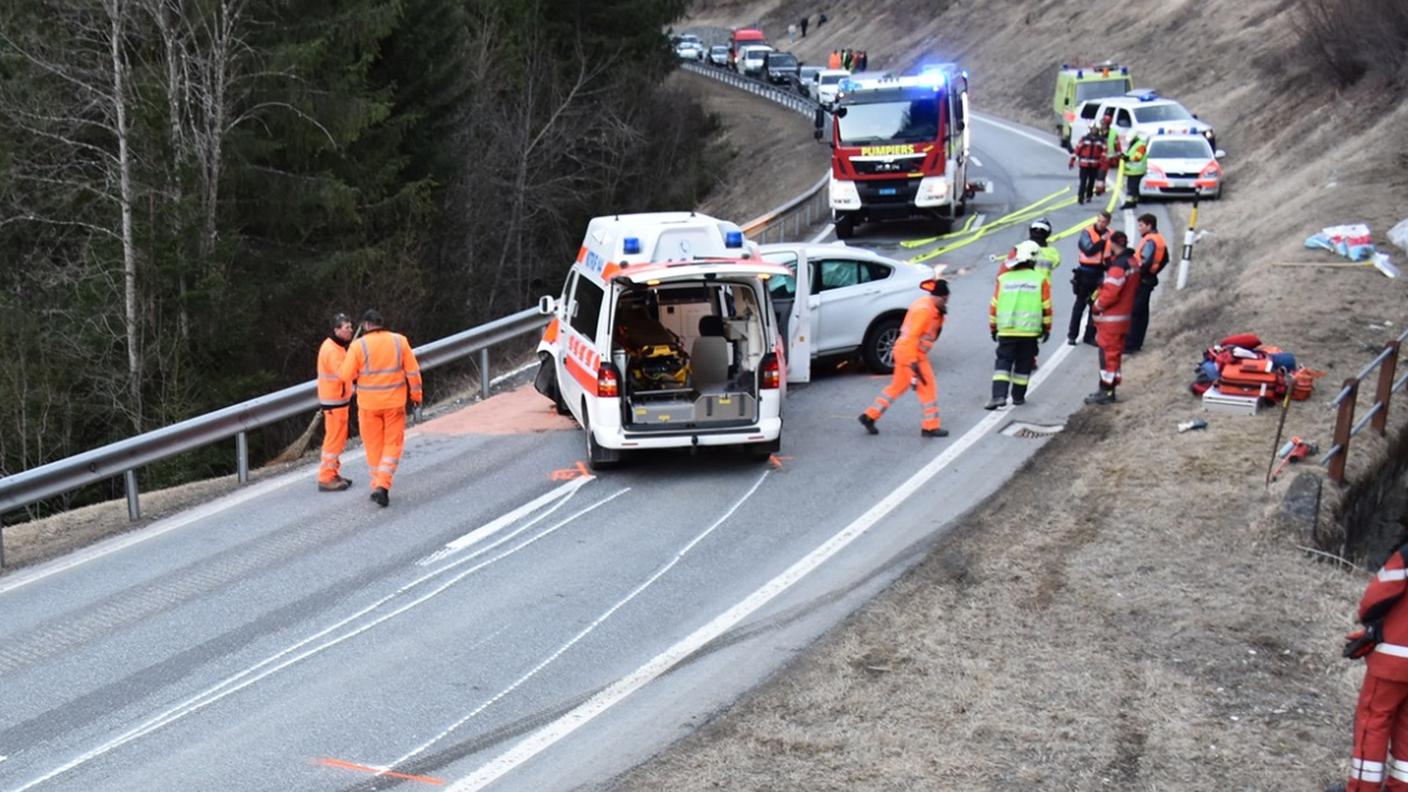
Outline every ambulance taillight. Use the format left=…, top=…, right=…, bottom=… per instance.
left=760, top=353, right=781, bottom=390
left=597, top=363, right=621, bottom=398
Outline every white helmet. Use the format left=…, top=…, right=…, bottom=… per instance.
left=1013, top=240, right=1042, bottom=263
left=1029, top=218, right=1053, bottom=243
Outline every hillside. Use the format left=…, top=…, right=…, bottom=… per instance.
left=616, top=1, right=1408, bottom=788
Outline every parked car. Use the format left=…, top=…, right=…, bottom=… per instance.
left=737, top=44, right=774, bottom=78
left=1140, top=134, right=1225, bottom=199
left=812, top=68, right=850, bottom=107
left=797, top=65, right=822, bottom=95
left=675, top=39, right=705, bottom=60
left=1070, top=91, right=1215, bottom=153
left=765, top=51, right=800, bottom=85
left=759, top=242, right=935, bottom=373
left=708, top=45, right=730, bottom=67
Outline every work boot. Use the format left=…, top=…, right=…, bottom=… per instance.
left=1084, top=389, right=1117, bottom=405
left=370, top=487, right=389, bottom=507
left=1066, top=336, right=1077, bottom=346
left=921, top=428, right=949, bottom=438
left=338, top=475, right=353, bottom=487
left=1011, top=396, right=1026, bottom=406
left=858, top=414, right=878, bottom=435
left=318, top=478, right=351, bottom=492
left=983, top=397, right=1005, bottom=411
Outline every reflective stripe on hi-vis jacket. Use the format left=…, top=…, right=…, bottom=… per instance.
left=317, top=337, right=351, bottom=408
left=340, top=329, right=423, bottom=410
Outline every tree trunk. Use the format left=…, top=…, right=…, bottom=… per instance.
left=108, top=0, right=142, bottom=432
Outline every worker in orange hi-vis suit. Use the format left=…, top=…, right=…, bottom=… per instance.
left=858, top=277, right=950, bottom=438
left=316, top=312, right=356, bottom=492
left=338, top=309, right=423, bottom=508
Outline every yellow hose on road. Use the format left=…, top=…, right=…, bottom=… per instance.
left=900, top=186, right=1070, bottom=249
left=908, top=195, right=1078, bottom=263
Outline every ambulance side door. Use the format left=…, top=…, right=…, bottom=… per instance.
left=562, top=273, right=607, bottom=424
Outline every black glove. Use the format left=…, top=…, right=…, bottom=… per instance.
left=1041, top=331, right=1050, bottom=344
left=1344, top=622, right=1382, bottom=659
left=991, top=330, right=998, bottom=342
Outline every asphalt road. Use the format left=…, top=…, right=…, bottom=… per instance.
left=0, top=97, right=1172, bottom=791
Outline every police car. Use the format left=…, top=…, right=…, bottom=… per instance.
left=1140, top=134, right=1225, bottom=199
left=534, top=213, right=802, bottom=469
left=1070, top=91, right=1216, bottom=153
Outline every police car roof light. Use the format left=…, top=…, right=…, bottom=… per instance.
left=725, top=230, right=744, bottom=248
left=623, top=236, right=641, bottom=254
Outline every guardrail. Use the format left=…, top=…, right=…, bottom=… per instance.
left=0, top=308, right=547, bottom=565
left=679, top=60, right=831, bottom=244
left=1320, top=326, right=1408, bottom=485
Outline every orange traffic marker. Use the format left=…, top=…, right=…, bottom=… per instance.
left=768, top=454, right=794, bottom=469
left=550, top=461, right=591, bottom=481
left=318, top=757, right=445, bottom=786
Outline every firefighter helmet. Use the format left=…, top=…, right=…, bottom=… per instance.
left=1029, top=218, right=1053, bottom=244
left=1013, top=240, right=1042, bottom=264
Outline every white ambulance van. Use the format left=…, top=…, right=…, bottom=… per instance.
left=534, top=212, right=807, bottom=469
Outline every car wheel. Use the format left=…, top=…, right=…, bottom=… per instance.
left=583, top=403, right=620, bottom=470
left=862, top=316, right=903, bottom=373
left=834, top=212, right=855, bottom=240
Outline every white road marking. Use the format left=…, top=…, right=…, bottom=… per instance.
left=385, top=470, right=772, bottom=774
left=445, top=345, right=1078, bottom=791
left=0, top=755, right=7, bottom=765
left=808, top=222, right=833, bottom=244
left=970, top=155, right=983, bottom=167
left=1123, top=209, right=1137, bottom=240
left=972, top=113, right=1066, bottom=155
left=418, top=477, right=594, bottom=566
left=10, top=488, right=630, bottom=792
left=972, top=213, right=987, bottom=231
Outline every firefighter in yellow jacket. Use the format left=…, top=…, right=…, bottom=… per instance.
left=317, top=313, right=355, bottom=492
left=339, top=309, right=423, bottom=507
left=858, top=277, right=950, bottom=438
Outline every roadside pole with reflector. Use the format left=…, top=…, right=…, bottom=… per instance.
left=1176, top=199, right=1199, bottom=290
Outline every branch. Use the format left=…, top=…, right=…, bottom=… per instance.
left=227, top=101, right=338, bottom=149
left=0, top=214, right=121, bottom=240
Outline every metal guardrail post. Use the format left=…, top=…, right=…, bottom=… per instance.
left=480, top=348, right=491, bottom=400
left=1329, top=378, right=1358, bottom=485
left=125, top=470, right=140, bottom=521
left=236, top=432, right=249, bottom=484
left=1373, top=341, right=1399, bottom=436
left=1, top=526, right=6, bottom=568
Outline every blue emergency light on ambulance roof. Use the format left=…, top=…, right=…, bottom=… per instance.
left=725, top=230, right=744, bottom=248
left=623, top=236, right=641, bottom=254
left=1121, top=67, right=1129, bottom=74
left=1076, top=70, right=1083, bottom=78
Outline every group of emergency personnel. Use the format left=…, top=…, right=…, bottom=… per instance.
left=855, top=206, right=1170, bottom=433
left=1069, top=109, right=1150, bottom=210
left=316, top=309, right=422, bottom=508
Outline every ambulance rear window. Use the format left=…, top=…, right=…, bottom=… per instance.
left=1075, top=79, right=1129, bottom=104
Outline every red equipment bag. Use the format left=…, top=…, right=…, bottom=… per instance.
left=1219, top=333, right=1263, bottom=350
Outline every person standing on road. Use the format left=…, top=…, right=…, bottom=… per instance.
left=1069, top=126, right=1108, bottom=205
left=339, top=309, right=423, bottom=508
left=1125, top=213, right=1169, bottom=353
left=986, top=241, right=1052, bottom=410
left=1338, top=537, right=1408, bottom=792
left=859, top=277, right=950, bottom=438
left=1085, top=231, right=1139, bottom=405
left=800, top=15, right=809, bottom=37
left=317, top=313, right=356, bottom=492
left=1069, top=211, right=1112, bottom=346
left=1101, top=112, right=1119, bottom=192
left=857, top=50, right=868, bottom=70
left=1121, top=132, right=1150, bottom=210
left=828, top=49, right=841, bottom=69
left=998, top=219, right=1060, bottom=280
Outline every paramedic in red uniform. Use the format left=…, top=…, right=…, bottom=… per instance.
left=1341, top=540, right=1408, bottom=790
left=1085, top=231, right=1138, bottom=405
left=858, top=278, right=949, bottom=438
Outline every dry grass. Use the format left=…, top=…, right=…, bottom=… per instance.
left=611, top=0, right=1408, bottom=788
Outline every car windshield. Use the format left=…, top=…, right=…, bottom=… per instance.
left=820, top=74, right=843, bottom=85
left=1134, top=103, right=1193, bottom=123
left=768, top=54, right=797, bottom=67
left=836, top=99, right=940, bottom=146
left=1148, top=139, right=1211, bottom=159
left=712, top=46, right=728, bottom=54
left=1075, top=78, right=1129, bottom=104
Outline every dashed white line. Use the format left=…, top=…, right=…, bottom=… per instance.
left=385, top=470, right=772, bottom=775
left=418, top=477, right=594, bottom=566
left=971, top=213, right=987, bottom=231
left=10, top=488, right=630, bottom=792
left=970, top=154, right=984, bottom=167
left=445, top=345, right=1078, bottom=791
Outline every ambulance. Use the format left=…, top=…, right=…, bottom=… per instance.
left=1051, top=62, right=1133, bottom=149
left=533, top=213, right=809, bottom=469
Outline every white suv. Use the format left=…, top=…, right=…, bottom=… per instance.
left=759, top=242, right=935, bottom=373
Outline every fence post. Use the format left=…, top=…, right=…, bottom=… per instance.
left=236, top=431, right=249, bottom=484
left=1373, top=341, right=1400, bottom=435
left=125, top=469, right=141, bottom=521
left=1329, top=378, right=1358, bottom=485
left=480, top=348, right=492, bottom=400
left=1, top=525, right=6, bottom=568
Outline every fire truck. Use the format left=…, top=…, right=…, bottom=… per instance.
left=814, top=64, right=975, bottom=239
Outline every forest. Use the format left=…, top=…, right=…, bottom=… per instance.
left=0, top=0, right=720, bottom=514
